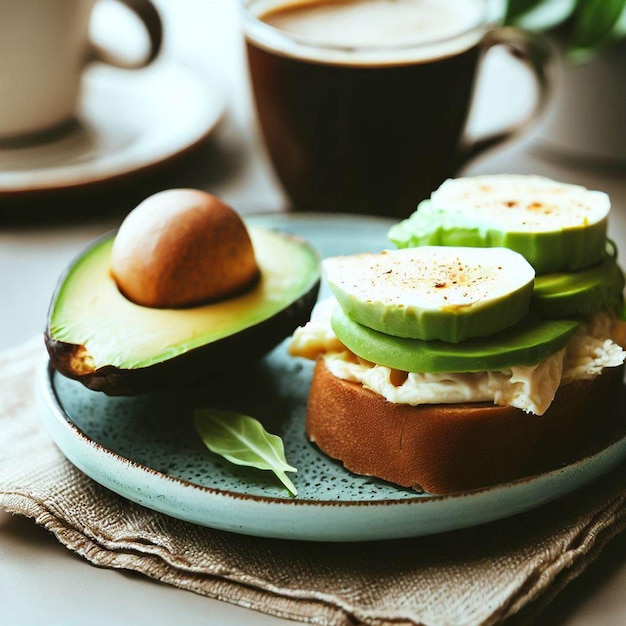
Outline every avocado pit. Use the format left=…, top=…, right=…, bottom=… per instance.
left=110, top=189, right=260, bottom=309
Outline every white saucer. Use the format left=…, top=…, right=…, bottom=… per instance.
left=0, top=60, right=225, bottom=195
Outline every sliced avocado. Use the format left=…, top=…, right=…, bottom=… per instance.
left=323, top=246, right=535, bottom=343
left=331, top=305, right=579, bottom=373
left=389, top=198, right=608, bottom=275
left=532, top=254, right=625, bottom=318
left=46, top=227, right=320, bottom=395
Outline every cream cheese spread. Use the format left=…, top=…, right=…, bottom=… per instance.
left=289, top=299, right=626, bottom=415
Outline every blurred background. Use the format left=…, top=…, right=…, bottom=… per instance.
left=1, top=2, right=626, bottom=625
left=1, top=0, right=625, bottom=348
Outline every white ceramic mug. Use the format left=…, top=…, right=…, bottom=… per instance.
left=0, top=0, right=162, bottom=141
left=536, top=43, right=626, bottom=165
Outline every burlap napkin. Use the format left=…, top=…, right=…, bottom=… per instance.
left=1, top=338, right=626, bottom=626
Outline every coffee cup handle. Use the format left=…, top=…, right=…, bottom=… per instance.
left=458, top=27, right=554, bottom=165
left=89, top=0, right=163, bottom=69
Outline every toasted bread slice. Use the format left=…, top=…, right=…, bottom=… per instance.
left=306, top=358, right=624, bottom=494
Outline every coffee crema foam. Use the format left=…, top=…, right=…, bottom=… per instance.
left=245, top=0, right=490, bottom=65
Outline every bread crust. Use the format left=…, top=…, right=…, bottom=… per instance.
left=306, top=358, right=624, bottom=494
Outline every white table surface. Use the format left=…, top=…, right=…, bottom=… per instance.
left=1, top=1, right=625, bottom=624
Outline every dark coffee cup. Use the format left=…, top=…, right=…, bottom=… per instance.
left=243, top=0, right=553, bottom=218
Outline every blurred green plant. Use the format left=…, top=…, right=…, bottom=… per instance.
left=505, top=0, right=626, bottom=57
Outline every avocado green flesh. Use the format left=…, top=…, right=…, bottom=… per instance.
left=331, top=306, right=579, bottom=374
left=532, top=255, right=625, bottom=318
left=326, top=247, right=535, bottom=344
left=332, top=284, right=533, bottom=343
left=388, top=200, right=608, bottom=274
left=48, top=227, right=319, bottom=370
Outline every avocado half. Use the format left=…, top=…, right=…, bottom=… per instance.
left=45, top=226, right=320, bottom=395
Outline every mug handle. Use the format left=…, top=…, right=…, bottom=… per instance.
left=90, top=0, right=163, bottom=69
left=458, top=27, right=555, bottom=165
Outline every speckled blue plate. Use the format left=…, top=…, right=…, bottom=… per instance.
left=37, top=214, right=626, bottom=542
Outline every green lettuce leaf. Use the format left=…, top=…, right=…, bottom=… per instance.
left=194, top=408, right=298, bottom=496
left=570, top=0, right=626, bottom=50
left=505, top=0, right=544, bottom=23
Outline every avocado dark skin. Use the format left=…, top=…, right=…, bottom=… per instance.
left=45, top=279, right=319, bottom=396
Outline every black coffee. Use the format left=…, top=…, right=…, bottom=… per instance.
left=245, top=0, right=487, bottom=217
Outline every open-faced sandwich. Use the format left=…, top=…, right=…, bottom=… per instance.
left=290, top=175, right=626, bottom=494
